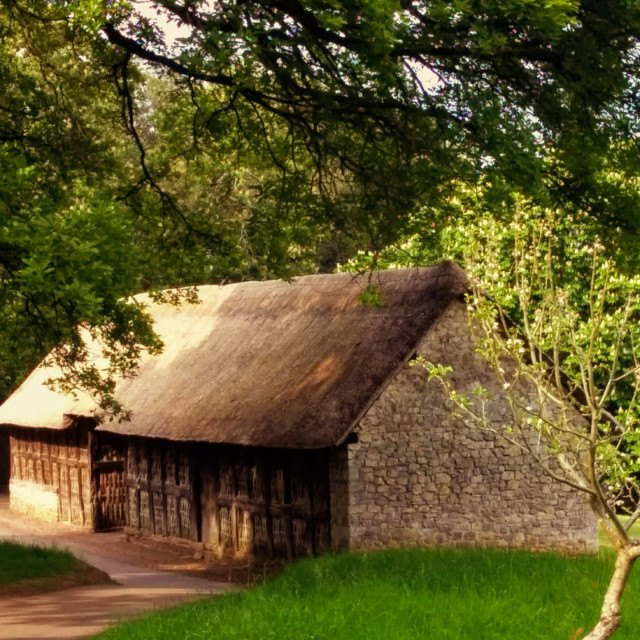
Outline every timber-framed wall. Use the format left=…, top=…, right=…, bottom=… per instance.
left=6, top=427, right=333, bottom=559
left=125, top=436, right=199, bottom=541
left=9, top=422, right=92, bottom=525
left=124, top=438, right=331, bottom=558
left=0, top=427, right=9, bottom=492
left=199, top=444, right=331, bottom=558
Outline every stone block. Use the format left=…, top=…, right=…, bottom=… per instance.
left=331, top=300, right=598, bottom=554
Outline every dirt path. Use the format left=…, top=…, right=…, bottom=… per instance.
left=0, top=496, right=235, bottom=639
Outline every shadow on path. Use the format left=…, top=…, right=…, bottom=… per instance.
left=0, top=495, right=233, bottom=639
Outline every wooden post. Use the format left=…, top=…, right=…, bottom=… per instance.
left=284, top=459, right=293, bottom=560
left=66, top=462, right=72, bottom=523
left=190, top=444, right=200, bottom=542
left=144, top=444, right=153, bottom=534
left=264, top=454, right=274, bottom=559
left=211, top=446, right=220, bottom=554
left=88, top=428, right=98, bottom=529
left=230, top=451, right=238, bottom=553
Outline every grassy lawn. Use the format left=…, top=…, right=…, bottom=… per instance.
left=598, top=516, right=640, bottom=547
left=0, top=541, right=78, bottom=585
left=94, top=547, right=640, bottom=640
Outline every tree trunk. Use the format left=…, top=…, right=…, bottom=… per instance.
left=582, top=544, right=640, bottom=640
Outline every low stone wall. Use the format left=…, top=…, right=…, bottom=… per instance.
left=10, top=479, right=59, bottom=522
left=332, top=300, right=598, bottom=554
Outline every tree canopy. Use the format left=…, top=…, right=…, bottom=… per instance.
left=11, top=0, right=640, bottom=229
left=4, top=0, right=640, bottom=407
left=100, top=0, right=640, bottom=225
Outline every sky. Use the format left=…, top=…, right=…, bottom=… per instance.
left=135, top=1, right=192, bottom=48
left=132, top=1, right=441, bottom=88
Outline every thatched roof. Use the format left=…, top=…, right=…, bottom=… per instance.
left=0, top=262, right=467, bottom=448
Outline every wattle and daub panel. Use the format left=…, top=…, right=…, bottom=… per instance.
left=206, top=447, right=330, bottom=558
left=124, top=439, right=331, bottom=557
left=125, top=439, right=198, bottom=541
left=10, top=426, right=91, bottom=526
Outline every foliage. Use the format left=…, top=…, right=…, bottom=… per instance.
left=358, top=284, right=386, bottom=308
left=4, top=0, right=640, bottom=411
left=0, top=541, right=78, bottom=585
left=406, top=205, right=640, bottom=639
left=95, top=547, right=640, bottom=640
left=12, top=0, right=640, bottom=241
left=0, top=3, right=345, bottom=410
left=93, top=0, right=640, bottom=228
left=0, top=7, right=164, bottom=411
left=341, top=187, right=640, bottom=429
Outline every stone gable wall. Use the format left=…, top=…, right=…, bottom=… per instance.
left=330, top=300, right=597, bottom=553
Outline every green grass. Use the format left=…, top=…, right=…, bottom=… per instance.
left=0, top=540, right=78, bottom=585
left=598, top=516, right=640, bottom=547
left=94, top=547, right=640, bottom=640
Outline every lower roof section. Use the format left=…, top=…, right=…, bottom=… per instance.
left=0, top=262, right=467, bottom=448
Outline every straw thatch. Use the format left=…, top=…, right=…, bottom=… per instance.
left=0, top=262, right=467, bottom=448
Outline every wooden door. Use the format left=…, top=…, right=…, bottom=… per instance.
left=92, top=460, right=126, bottom=529
left=91, top=433, right=127, bottom=530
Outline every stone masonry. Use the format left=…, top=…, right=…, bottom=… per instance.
left=330, top=300, right=598, bottom=553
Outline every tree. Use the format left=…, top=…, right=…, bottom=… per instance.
left=11, top=1, right=640, bottom=232
left=0, top=1, right=354, bottom=407
left=5, top=0, right=640, bottom=409
left=410, top=206, right=640, bottom=640
left=0, top=4, right=163, bottom=407
left=88, top=0, right=640, bottom=229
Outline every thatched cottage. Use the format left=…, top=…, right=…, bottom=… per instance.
left=0, top=263, right=597, bottom=556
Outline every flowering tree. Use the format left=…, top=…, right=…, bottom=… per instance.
left=415, top=207, right=640, bottom=640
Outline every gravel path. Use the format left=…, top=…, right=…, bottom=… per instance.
left=0, top=495, right=234, bottom=639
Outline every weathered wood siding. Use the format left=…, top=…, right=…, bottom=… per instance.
left=125, top=438, right=198, bottom=541
left=0, top=427, right=9, bottom=491
left=9, top=424, right=91, bottom=525
left=124, top=439, right=331, bottom=558
left=199, top=445, right=331, bottom=559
